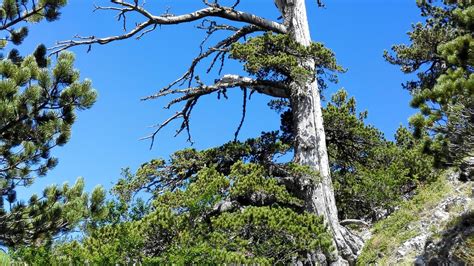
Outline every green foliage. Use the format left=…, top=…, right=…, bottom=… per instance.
left=0, top=51, right=97, bottom=207
left=331, top=97, right=433, bottom=219
left=11, top=246, right=53, bottom=265
left=11, top=198, right=148, bottom=265
left=208, top=206, right=333, bottom=263
left=17, top=160, right=333, bottom=264
left=115, top=88, right=437, bottom=225
left=113, top=132, right=291, bottom=203
left=385, top=0, right=473, bottom=165
left=12, top=223, right=144, bottom=265
left=0, top=251, right=9, bottom=265
left=5, top=4, right=456, bottom=260
left=229, top=162, right=304, bottom=207
left=0, top=0, right=98, bottom=249
left=0, top=0, right=68, bottom=51
left=79, top=222, right=145, bottom=264
left=286, top=162, right=320, bottom=182
left=140, top=204, right=333, bottom=264
left=333, top=126, right=436, bottom=220
left=274, top=89, right=436, bottom=220
left=230, top=32, right=344, bottom=88
left=1, top=178, right=106, bottom=248
left=140, top=162, right=331, bottom=264
left=357, top=174, right=454, bottom=265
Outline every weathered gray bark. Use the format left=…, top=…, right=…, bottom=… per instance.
left=277, top=0, right=362, bottom=264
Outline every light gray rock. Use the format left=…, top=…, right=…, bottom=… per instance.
left=391, top=177, right=473, bottom=265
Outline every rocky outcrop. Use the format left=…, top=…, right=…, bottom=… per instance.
left=419, top=211, right=474, bottom=265
left=393, top=173, right=473, bottom=265
left=460, top=156, right=474, bottom=181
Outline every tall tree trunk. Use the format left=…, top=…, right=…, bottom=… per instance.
left=279, top=0, right=362, bottom=264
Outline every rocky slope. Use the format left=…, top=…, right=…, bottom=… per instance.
left=357, top=170, right=473, bottom=265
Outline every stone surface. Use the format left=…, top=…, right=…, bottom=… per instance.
left=460, top=156, right=474, bottom=181
left=391, top=177, right=473, bottom=265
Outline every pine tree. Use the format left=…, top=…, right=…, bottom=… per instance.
left=1, top=51, right=97, bottom=197
left=1, top=178, right=106, bottom=248
left=0, top=0, right=104, bottom=248
left=385, top=0, right=473, bottom=167
left=0, top=0, right=68, bottom=59
left=0, top=51, right=102, bottom=246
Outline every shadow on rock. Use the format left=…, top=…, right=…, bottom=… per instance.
left=418, top=211, right=474, bottom=265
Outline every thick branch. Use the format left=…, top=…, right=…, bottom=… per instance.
left=340, top=219, right=370, bottom=228
left=148, top=75, right=288, bottom=104
left=50, top=2, right=286, bottom=54
left=142, top=75, right=288, bottom=146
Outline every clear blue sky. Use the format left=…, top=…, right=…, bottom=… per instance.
left=17, top=0, right=422, bottom=198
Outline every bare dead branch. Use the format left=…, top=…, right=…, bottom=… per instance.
left=142, top=112, right=182, bottom=148
left=232, top=0, right=241, bottom=9
left=148, top=75, right=288, bottom=103
left=136, top=24, right=157, bottom=40
left=144, top=25, right=262, bottom=97
left=111, top=0, right=155, bottom=20
left=49, top=2, right=286, bottom=55
left=141, top=75, right=288, bottom=147
left=197, top=19, right=239, bottom=53
left=234, top=87, right=247, bottom=141
left=49, top=20, right=155, bottom=55
left=340, top=219, right=370, bottom=228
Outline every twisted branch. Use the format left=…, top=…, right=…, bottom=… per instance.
left=142, top=75, right=288, bottom=147
left=50, top=1, right=286, bottom=55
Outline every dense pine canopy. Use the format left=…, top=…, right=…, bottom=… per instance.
left=386, top=0, right=473, bottom=166
left=0, top=0, right=104, bottom=249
